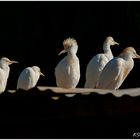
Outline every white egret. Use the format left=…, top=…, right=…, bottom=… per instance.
left=96, top=47, right=140, bottom=90
left=85, top=36, right=119, bottom=89
left=0, top=57, right=18, bottom=94
left=55, top=37, right=80, bottom=97
left=17, top=66, right=44, bottom=90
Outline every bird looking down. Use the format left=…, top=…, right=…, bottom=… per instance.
left=17, top=66, right=44, bottom=90
left=96, top=47, right=140, bottom=90
left=0, top=57, right=18, bottom=94
left=55, top=37, right=80, bottom=97
left=85, top=36, right=119, bottom=90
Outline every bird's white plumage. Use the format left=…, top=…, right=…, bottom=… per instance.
left=96, top=47, right=140, bottom=89
left=0, top=57, right=18, bottom=94
left=85, top=36, right=119, bottom=89
left=17, top=66, right=44, bottom=90
left=55, top=38, right=80, bottom=97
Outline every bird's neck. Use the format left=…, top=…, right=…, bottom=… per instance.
left=0, top=63, right=9, bottom=71
left=119, top=53, right=133, bottom=61
left=119, top=54, right=134, bottom=71
left=32, top=69, right=40, bottom=82
left=35, top=73, right=40, bottom=81
left=67, top=52, right=79, bottom=66
left=67, top=50, right=77, bottom=58
left=0, top=63, right=10, bottom=80
left=67, top=45, right=78, bottom=57
left=103, top=43, right=113, bottom=59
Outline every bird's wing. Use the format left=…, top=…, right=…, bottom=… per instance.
left=85, top=54, right=109, bottom=88
left=55, top=57, right=69, bottom=76
left=17, top=68, right=33, bottom=89
left=0, top=69, right=4, bottom=85
left=96, top=58, right=124, bottom=89
left=97, top=54, right=109, bottom=71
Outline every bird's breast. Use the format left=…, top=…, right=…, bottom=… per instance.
left=58, top=57, right=80, bottom=88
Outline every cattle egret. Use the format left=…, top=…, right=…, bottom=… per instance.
left=0, top=57, right=18, bottom=94
left=96, top=47, right=140, bottom=89
left=55, top=38, right=80, bottom=97
left=17, top=66, right=44, bottom=90
left=85, top=36, right=119, bottom=89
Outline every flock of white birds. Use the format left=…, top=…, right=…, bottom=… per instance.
left=0, top=36, right=140, bottom=95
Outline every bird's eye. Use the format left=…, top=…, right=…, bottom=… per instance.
left=133, top=52, right=138, bottom=57
left=5, top=59, right=9, bottom=63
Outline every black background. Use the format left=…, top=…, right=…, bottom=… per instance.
left=0, top=1, right=140, bottom=138
left=0, top=1, right=140, bottom=90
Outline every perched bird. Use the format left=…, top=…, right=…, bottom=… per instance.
left=96, top=47, right=140, bottom=90
left=17, top=66, right=44, bottom=90
left=85, top=36, right=119, bottom=89
left=55, top=38, right=80, bottom=97
left=0, top=57, right=18, bottom=94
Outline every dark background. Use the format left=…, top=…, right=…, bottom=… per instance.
left=0, top=1, right=140, bottom=90
left=0, top=1, right=140, bottom=138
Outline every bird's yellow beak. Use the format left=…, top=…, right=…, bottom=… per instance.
left=58, top=49, right=67, bottom=55
left=135, top=53, right=140, bottom=59
left=40, top=72, right=45, bottom=76
left=114, top=41, right=119, bottom=45
left=9, top=60, right=19, bottom=65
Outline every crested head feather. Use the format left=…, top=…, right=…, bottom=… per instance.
left=1, top=57, right=10, bottom=61
left=122, top=47, right=136, bottom=54
left=63, top=38, right=77, bottom=49
left=107, top=36, right=113, bottom=39
left=0, top=57, right=11, bottom=65
left=119, top=47, right=137, bottom=57
left=105, top=36, right=114, bottom=42
left=103, top=36, right=114, bottom=45
left=32, top=66, right=41, bottom=72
